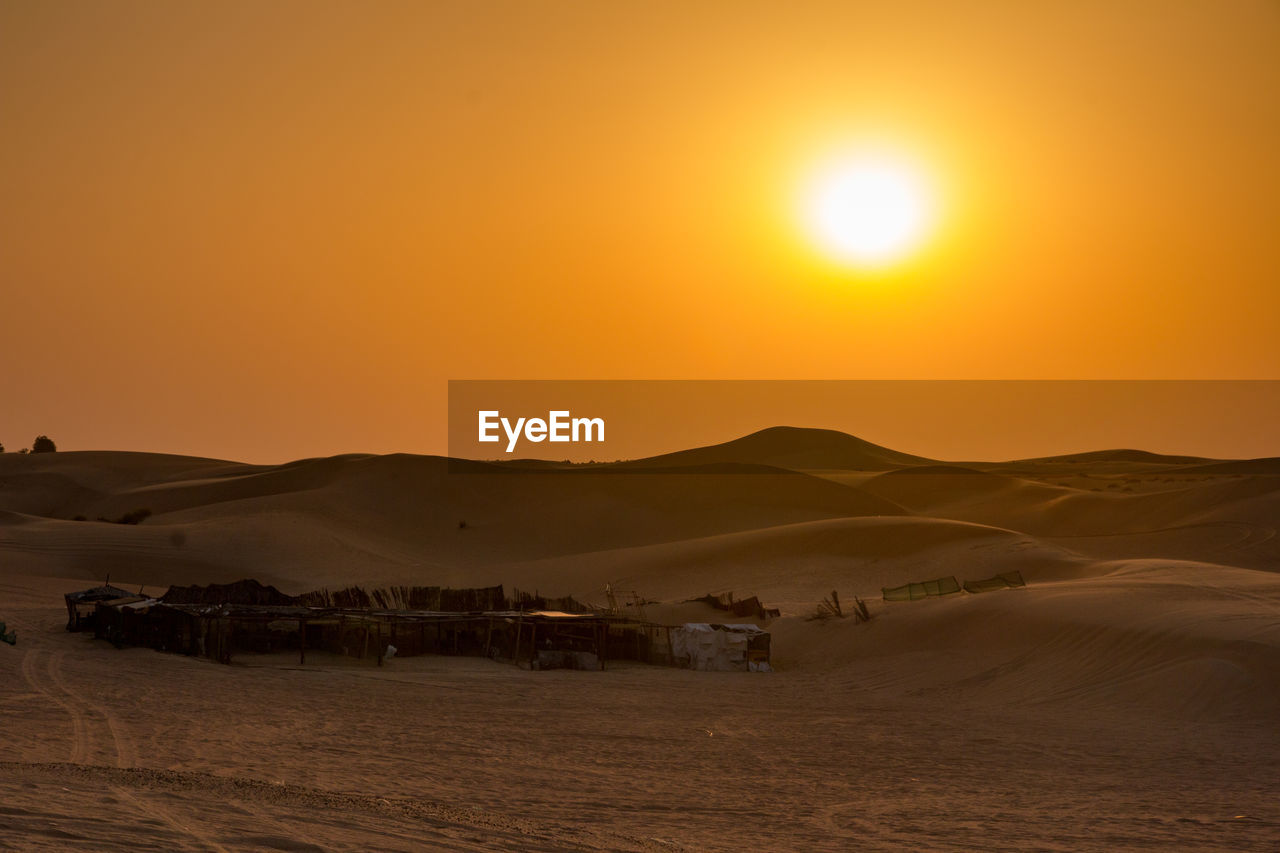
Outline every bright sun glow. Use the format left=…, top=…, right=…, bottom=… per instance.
left=802, top=153, right=937, bottom=269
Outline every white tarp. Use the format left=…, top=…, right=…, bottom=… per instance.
left=671, top=623, right=770, bottom=672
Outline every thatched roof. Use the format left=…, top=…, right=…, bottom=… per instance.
left=65, top=584, right=137, bottom=604
left=161, top=579, right=297, bottom=606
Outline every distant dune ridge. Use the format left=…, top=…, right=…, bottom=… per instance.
left=1, top=427, right=1277, bottom=597
left=609, top=425, right=936, bottom=471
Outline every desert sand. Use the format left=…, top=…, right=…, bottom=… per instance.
left=2, top=427, right=1278, bottom=850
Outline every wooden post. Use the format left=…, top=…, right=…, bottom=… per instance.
left=299, top=618, right=306, bottom=665
left=513, top=619, right=522, bottom=665
left=484, top=618, right=493, bottom=659
left=361, top=620, right=370, bottom=660
left=376, top=621, right=383, bottom=667
left=529, top=622, right=538, bottom=671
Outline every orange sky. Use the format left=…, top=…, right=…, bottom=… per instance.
left=3, top=2, right=1278, bottom=462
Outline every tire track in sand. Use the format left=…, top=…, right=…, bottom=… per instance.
left=44, top=649, right=140, bottom=769
left=30, top=648, right=230, bottom=852
left=19, top=648, right=92, bottom=764
left=2, top=761, right=684, bottom=852
left=50, top=651, right=326, bottom=851
left=110, top=782, right=232, bottom=852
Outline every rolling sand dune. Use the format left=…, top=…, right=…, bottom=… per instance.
left=506, top=515, right=1086, bottom=614
left=1, top=451, right=906, bottom=591
left=2, top=428, right=1279, bottom=850
left=853, top=465, right=1280, bottom=572
left=1009, top=448, right=1215, bottom=466
left=613, top=425, right=935, bottom=471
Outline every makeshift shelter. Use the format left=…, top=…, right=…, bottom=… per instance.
left=504, top=611, right=609, bottom=670
left=73, top=578, right=770, bottom=674
left=604, top=621, right=675, bottom=666
left=671, top=623, right=771, bottom=672
left=64, top=584, right=138, bottom=631
left=93, top=597, right=162, bottom=647
left=963, top=570, right=1027, bottom=594
left=881, top=576, right=962, bottom=602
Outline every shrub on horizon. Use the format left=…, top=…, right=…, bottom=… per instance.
left=118, top=508, right=152, bottom=525
left=31, top=435, right=57, bottom=453
left=93, top=508, right=152, bottom=524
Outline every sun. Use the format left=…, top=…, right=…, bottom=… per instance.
left=801, top=152, right=938, bottom=270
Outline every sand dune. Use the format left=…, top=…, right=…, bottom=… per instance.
left=3, top=428, right=1277, bottom=612
left=1009, top=448, right=1214, bottom=465
left=507, top=515, right=1086, bottom=614
left=3, top=449, right=906, bottom=592
left=612, top=424, right=935, bottom=471
left=2, top=430, right=1277, bottom=600
left=1183, top=457, right=1280, bottom=475
left=2, top=428, right=1279, bottom=850
left=773, top=557, right=1280, bottom=711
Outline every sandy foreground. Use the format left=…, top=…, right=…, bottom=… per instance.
left=2, top=436, right=1279, bottom=850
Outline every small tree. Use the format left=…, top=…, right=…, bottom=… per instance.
left=0, top=441, right=5, bottom=453
left=31, top=435, right=56, bottom=453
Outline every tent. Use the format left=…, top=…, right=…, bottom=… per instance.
left=671, top=623, right=771, bottom=672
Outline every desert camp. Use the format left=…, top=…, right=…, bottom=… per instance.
left=67, top=580, right=773, bottom=672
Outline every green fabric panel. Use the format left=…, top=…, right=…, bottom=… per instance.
left=963, top=570, right=1027, bottom=594
left=919, top=577, right=960, bottom=596
left=963, top=577, right=1008, bottom=594
left=882, top=584, right=913, bottom=601
left=883, top=576, right=963, bottom=601
left=887, top=572, right=1026, bottom=600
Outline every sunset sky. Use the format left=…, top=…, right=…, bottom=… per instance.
left=3, top=1, right=1278, bottom=462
